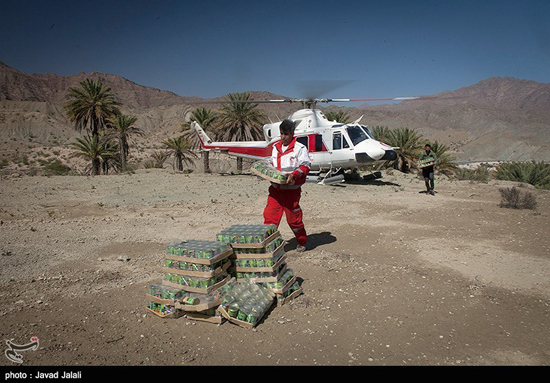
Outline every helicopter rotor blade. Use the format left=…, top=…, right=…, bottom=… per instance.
left=188, top=99, right=298, bottom=104
left=295, top=79, right=357, bottom=99
left=184, top=95, right=446, bottom=106
left=326, top=97, right=419, bottom=102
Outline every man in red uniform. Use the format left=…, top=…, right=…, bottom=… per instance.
left=263, top=119, right=311, bottom=252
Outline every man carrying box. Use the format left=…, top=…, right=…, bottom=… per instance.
left=419, top=143, right=438, bottom=195
left=263, top=119, right=311, bottom=252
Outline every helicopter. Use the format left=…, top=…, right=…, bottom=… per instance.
left=192, top=96, right=418, bottom=184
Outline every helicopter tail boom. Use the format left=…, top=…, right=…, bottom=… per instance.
left=192, top=121, right=273, bottom=160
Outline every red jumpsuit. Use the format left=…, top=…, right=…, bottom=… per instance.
left=263, top=137, right=310, bottom=246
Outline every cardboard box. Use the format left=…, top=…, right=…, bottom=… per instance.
left=162, top=274, right=231, bottom=294
left=145, top=306, right=184, bottom=319
left=164, top=248, right=233, bottom=266
left=235, top=263, right=288, bottom=283
left=234, top=254, right=287, bottom=273
left=218, top=303, right=272, bottom=329
left=184, top=310, right=225, bottom=324
left=276, top=287, right=303, bottom=307
left=258, top=275, right=296, bottom=295
left=230, top=230, right=281, bottom=249
left=250, top=166, right=288, bottom=184
left=146, top=294, right=176, bottom=306
left=232, top=240, right=285, bottom=259
left=418, top=159, right=435, bottom=168
left=161, top=259, right=230, bottom=279
left=175, top=296, right=222, bottom=313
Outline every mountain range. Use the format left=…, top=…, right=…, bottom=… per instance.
left=1, top=60, right=549, bottom=163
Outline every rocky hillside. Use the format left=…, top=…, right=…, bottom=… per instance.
left=1, top=60, right=549, bottom=166
left=354, top=77, right=550, bottom=162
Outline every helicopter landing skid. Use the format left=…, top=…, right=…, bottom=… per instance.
left=309, top=166, right=346, bottom=185
left=361, top=161, right=387, bottom=181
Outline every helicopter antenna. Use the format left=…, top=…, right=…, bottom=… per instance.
left=352, top=115, right=364, bottom=124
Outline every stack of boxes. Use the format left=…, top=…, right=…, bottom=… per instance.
left=147, top=240, right=233, bottom=323
left=146, top=224, right=303, bottom=327
left=162, top=240, right=232, bottom=294
left=217, top=224, right=302, bottom=307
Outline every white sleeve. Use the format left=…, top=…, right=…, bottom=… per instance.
left=270, top=146, right=277, bottom=167
left=296, top=145, right=311, bottom=168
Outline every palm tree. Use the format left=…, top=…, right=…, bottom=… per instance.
left=424, top=140, right=458, bottom=176
left=181, top=107, right=218, bottom=173
left=107, top=114, right=143, bottom=172
left=324, top=110, right=351, bottom=123
left=370, top=125, right=392, bottom=143
left=217, top=93, right=266, bottom=171
left=69, top=134, right=118, bottom=175
left=385, top=127, right=424, bottom=172
left=163, top=136, right=197, bottom=172
left=65, top=78, right=121, bottom=138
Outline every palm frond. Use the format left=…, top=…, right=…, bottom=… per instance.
left=324, top=110, right=351, bottom=123
left=217, top=93, right=266, bottom=142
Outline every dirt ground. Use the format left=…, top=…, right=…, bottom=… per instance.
left=0, top=168, right=549, bottom=366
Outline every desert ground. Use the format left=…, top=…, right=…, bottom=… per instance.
left=0, top=168, right=549, bottom=366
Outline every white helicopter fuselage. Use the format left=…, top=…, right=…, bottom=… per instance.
left=192, top=108, right=397, bottom=172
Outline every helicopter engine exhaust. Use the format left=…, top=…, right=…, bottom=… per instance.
left=380, top=149, right=398, bottom=161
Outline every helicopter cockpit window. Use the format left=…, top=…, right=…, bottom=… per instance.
left=346, top=126, right=369, bottom=146
left=343, top=135, right=350, bottom=148
left=333, top=132, right=342, bottom=150
left=315, top=135, right=324, bottom=151
left=296, top=136, right=308, bottom=149
left=360, top=125, right=374, bottom=139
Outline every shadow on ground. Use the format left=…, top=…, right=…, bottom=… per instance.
left=345, top=179, right=402, bottom=187
left=284, top=231, right=337, bottom=252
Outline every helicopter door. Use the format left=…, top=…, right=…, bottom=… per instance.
left=330, top=130, right=355, bottom=166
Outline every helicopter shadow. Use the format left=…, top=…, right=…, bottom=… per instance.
left=284, top=231, right=337, bottom=252
left=345, top=179, right=402, bottom=187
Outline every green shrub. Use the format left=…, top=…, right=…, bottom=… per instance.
left=455, top=164, right=491, bottom=183
left=496, top=161, right=550, bottom=189
left=43, top=159, right=71, bottom=176
left=143, top=160, right=158, bottom=169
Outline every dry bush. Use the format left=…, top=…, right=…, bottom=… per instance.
left=499, top=186, right=537, bottom=209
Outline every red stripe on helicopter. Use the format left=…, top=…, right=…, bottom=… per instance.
left=206, top=144, right=273, bottom=158
left=307, top=134, right=328, bottom=152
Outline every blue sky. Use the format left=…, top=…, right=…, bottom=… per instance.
left=1, top=0, right=549, bottom=101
